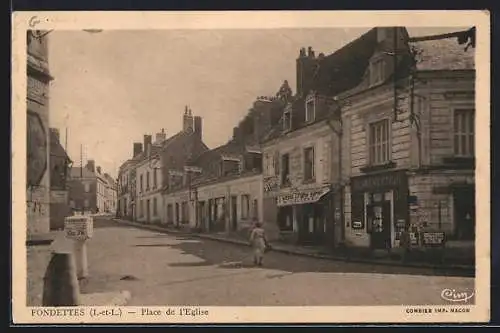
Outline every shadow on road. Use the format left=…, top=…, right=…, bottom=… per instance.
left=135, top=236, right=473, bottom=278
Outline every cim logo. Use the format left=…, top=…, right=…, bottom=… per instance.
left=441, top=288, right=475, bottom=303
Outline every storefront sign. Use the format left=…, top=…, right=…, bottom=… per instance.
left=351, top=171, right=406, bottom=193
left=264, top=176, right=279, bottom=193
left=352, top=221, right=363, bottom=229
left=64, top=216, right=93, bottom=240
left=422, top=232, right=446, bottom=246
left=277, top=186, right=330, bottom=207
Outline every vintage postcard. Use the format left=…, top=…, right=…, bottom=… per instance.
left=12, top=10, right=490, bottom=324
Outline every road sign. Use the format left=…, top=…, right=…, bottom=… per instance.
left=64, top=215, right=93, bottom=240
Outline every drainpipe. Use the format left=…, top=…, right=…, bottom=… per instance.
left=326, top=104, right=343, bottom=249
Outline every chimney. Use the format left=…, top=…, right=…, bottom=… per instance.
left=296, top=46, right=318, bottom=97
left=86, top=159, right=95, bottom=173
left=96, top=166, right=102, bottom=174
left=182, top=106, right=194, bottom=132
left=133, top=142, right=143, bottom=157
left=232, top=127, right=242, bottom=143
left=194, top=116, right=202, bottom=140
left=144, top=134, right=152, bottom=157
left=50, top=128, right=60, bottom=142
left=155, top=128, right=166, bottom=144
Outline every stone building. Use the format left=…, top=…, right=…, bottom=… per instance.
left=67, top=160, right=109, bottom=214
left=337, top=27, right=476, bottom=252
left=26, top=30, right=54, bottom=237
left=48, top=128, right=72, bottom=229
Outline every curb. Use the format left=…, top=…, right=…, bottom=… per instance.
left=112, top=218, right=474, bottom=274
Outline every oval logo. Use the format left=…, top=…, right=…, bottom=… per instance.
left=441, top=288, right=475, bottom=302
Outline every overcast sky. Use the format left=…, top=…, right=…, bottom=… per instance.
left=48, top=27, right=464, bottom=178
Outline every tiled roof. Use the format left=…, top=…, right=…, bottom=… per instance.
left=409, top=37, right=475, bottom=71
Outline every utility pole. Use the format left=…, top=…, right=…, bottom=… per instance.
left=80, top=144, right=83, bottom=178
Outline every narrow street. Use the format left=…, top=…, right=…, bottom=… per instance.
left=71, top=217, right=475, bottom=306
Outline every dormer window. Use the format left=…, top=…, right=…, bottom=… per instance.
left=305, top=96, right=315, bottom=123
left=283, top=104, right=292, bottom=132
left=370, top=58, right=386, bottom=86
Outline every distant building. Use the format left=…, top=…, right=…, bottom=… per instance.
left=26, top=30, right=54, bottom=237
left=67, top=160, right=109, bottom=214
left=48, top=128, right=72, bottom=229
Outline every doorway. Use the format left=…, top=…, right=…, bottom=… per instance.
left=453, top=186, right=475, bottom=241
left=146, top=199, right=150, bottom=223
left=231, top=196, right=238, bottom=231
left=367, top=200, right=392, bottom=250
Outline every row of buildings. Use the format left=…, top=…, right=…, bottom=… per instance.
left=117, top=27, right=476, bottom=253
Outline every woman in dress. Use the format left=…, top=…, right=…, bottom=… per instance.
left=249, top=222, right=268, bottom=266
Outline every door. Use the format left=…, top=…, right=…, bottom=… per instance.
left=146, top=199, right=150, bottom=223
left=231, top=196, right=238, bottom=231
left=300, top=204, right=316, bottom=244
left=368, top=201, right=392, bottom=250
left=454, top=186, right=475, bottom=240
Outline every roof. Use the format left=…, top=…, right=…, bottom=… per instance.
left=69, top=166, right=95, bottom=179
left=408, top=37, right=475, bottom=71
left=49, top=131, right=71, bottom=162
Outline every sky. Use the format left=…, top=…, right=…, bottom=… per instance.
left=48, top=27, right=465, bottom=179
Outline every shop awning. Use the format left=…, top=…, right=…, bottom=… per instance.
left=277, top=186, right=331, bottom=207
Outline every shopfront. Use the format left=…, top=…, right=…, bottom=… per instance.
left=349, top=170, right=409, bottom=250
left=276, top=185, right=332, bottom=245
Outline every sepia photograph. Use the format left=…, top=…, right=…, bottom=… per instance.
left=12, top=11, right=490, bottom=324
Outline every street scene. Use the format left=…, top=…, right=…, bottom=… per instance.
left=23, top=22, right=479, bottom=310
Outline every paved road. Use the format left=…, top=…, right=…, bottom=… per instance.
left=78, top=218, right=475, bottom=306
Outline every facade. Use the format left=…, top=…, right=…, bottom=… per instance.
left=67, top=160, right=111, bottom=214
left=48, top=128, right=72, bottom=229
left=103, top=173, right=117, bottom=214
left=162, top=95, right=285, bottom=238
left=117, top=157, right=138, bottom=220
left=26, top=30, right=54, bottom=236
left=338, top=27, right=475, bottom=251
left=135, top=145, right=163, bottom=224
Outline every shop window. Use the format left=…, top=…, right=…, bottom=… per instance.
left=278, top=206, right=293, bottom=231
left=369, top=119, right=390, bottom=165
left=153, top=197, right=157, bottom=216
left=241, top=195, right=250, bottom=219
left=281, top=153, right=290, bottom=187
left=453, top=109, right=475, bottom=157
left=303, top=146, right=315, bottom=182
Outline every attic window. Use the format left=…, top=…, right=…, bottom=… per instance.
left=305, top=96, right=315, bottom=123
left=283, top=104, right=292, bottom=132
left=370, top=58, right=386, bottom=86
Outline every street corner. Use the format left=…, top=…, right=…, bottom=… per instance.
left=80, top=290, right=132, bottom=306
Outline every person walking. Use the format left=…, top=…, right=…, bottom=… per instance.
left=249, top=222, right=268, bottom=267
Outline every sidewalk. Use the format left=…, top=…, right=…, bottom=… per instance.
left=111, top=218, right=474, bottom=273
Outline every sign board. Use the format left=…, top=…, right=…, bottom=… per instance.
left=264, top=176, right=279, bottom=193
left=277, top=186, right=330, bottom=207
left=352, top=221, right=363, bottom=229
left=422, top=232, right=446, bottom=247
left=184, top=166, right=202, bottom=173
left=64, top=215, right=93, bottom=240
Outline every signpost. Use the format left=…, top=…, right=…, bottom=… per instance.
left=64, top=215, right=94, bottom=279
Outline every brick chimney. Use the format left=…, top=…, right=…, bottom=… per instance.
left=144, top=134, right=152, bottom=157
left=50, top=128, right=60, bottom=142
left=194, top=116, right=202, bottom=140
left=182, top=106, right=194, bottom=132
left=155, top=128, right=166, bottom=144
left=86, top=159, right=95, bottom=173
left=296, top=46, right=318, bottom=97
left=133, top=142, right=143, bottom=157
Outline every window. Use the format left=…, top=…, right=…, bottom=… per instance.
left=264, top=153, right=271, bottom=176
left=369, top=119, right=390, bottom=165
left=453, top=109, right=475, bottom=157
left=146, top=171, right=150, bottom=190
left=84, top=182, right=90, bottom=193
left=69, top=200, right=75, bottom=208
left=273, top=152, right=280, bottom=176
left=153, top=197, right=157, bottom=216
left=304, top=146, right=315, bottom=181
left=153, top=168, right=157, bottom=188
left=370, top=58, right=385, bottom=86
left=305, top=98, right=315, bottom=122
left=84, top=199, right=89, bottom=208
left=283, top=105, right=292, bottom=131
left=241, top=195, right=250, bottom=219
left=281, top=153, right=290, bottom=187
left=167, top=204, right=173, bottom=223
left=252, top=199, right=259, bottom=220
left=140, top=200, right=143, bottom=217
left=181, top=201, right=189, bottom=223
left=140, top=174, right=143, bottom=192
